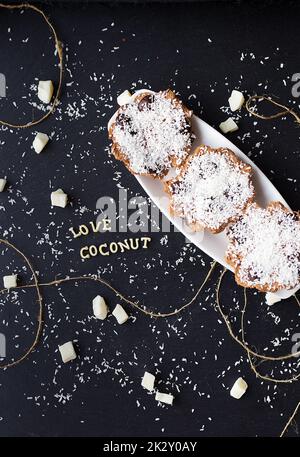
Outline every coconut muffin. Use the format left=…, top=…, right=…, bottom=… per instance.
left=108, top=89, right=193, bottom=178
left=226, top=201, right=300, bottom=292
left=165, top=145, right=255, bottom=233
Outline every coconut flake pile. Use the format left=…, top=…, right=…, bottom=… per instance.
left=168, top=147, right=254, bottom=232
left=226, top=203, right=300, bottom=291
left=112, top=92, right=192, bottom=176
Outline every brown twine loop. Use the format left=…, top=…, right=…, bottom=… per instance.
left=0, top=3, right=63, bottom=129
left=216, top=269, right=300, bottom=436
left=0, top=239, right=299, bottom=434
left=242, top=303, right=300, bottom=384
left=3, top=261, right=217, bottom=320
left=2, top=252, right=299, bottom=379
left=243, top=93, right=300, bottom=435
left=245, top=95, right=300, bottom=124
left=0, top=238, right=217, bottom=366
left=0, top=1, right=298, bottom=439
left=216, top=269, right=300, bottom=377
left=0, top=239, right=43, bottom=369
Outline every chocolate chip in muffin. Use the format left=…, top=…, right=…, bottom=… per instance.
left=116, top=113, right=137, bottom=136
left=138, top=94, right=155, bottom=112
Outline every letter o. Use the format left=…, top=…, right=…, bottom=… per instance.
left=79, top=224, right=89, bottom=236
left=89, top=245, right=98, bottom=257
left=110, top=242, right=118, bottom=254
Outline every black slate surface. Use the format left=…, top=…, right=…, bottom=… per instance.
left=0, top=1, right=299, bottom=437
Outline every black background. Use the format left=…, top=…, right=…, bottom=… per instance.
left=0, top=0, right=299, bottom=437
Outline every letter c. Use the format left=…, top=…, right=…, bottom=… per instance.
left=99, top=243, right=110, bottom=256
left=80, top=246, right=90, bottom=259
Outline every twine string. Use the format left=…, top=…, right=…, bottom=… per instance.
left=0, top=238, right=217, bottom=368
left=1, top=238, right=299, bottom=381
left=1, top=241, right=299, bottom=435
left=245, top=95, right=300, bottom=124
left=0, top=3, right=63, bottom=129
left=217, top=270, right=300, bottom=435
left=215, top=269, right=300, bottom=364
left=0, top=10, right=299, bottom=429
left=280, top=401, right=300, bottom=437
left=0, top=239, right=42, bottom=369
left=0, top=261, right=217, bottom=320
left=241, top=290, right=300, bottom=384
left=244, top=93, right=300, bottom=407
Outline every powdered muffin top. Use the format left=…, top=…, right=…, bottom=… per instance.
left=166, top=145, right=254, bottom=233
left=226, top=202, right=300, bottom=291
left=111, top=90, right=193, bottom=177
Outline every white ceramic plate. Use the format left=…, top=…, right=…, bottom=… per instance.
left=110, top=91, right=299, bottom=301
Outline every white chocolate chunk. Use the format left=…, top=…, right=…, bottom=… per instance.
left=155, top=391, right=174, bottom=405
left=141, top=371, right=155, bottom=391
left=228, top=90, right=245, bottom=112
left=38, top=80, right=54, bottom=104
left=0, top=178, right=6, bottom=192
left=92, top=295, right=108, bottom=320
left=219, top=118, right=239, bottom=133
left=265, top=292, right=282, bottom=306
left=51, top=188, right=68, bottom=208
left=32, top=132, right=49, bottom=154
left=117, top=90, right=132, bottom=106
left=58, top=341, right=77, bottom=363
left=112, top=304, right=128, bottom=324
left=230, top=377, right=248, bottom=399
left=3, top=274, right=17, bottom=289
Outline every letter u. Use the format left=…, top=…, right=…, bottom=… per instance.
left=129, top=238, right=139, bottom=250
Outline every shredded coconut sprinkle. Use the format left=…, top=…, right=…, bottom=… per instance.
left=166, top=146, right=254, bottom=232
left=111, top=90, right=192, bottom=176
left=226, top=202, right=300, bottom=291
